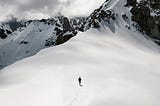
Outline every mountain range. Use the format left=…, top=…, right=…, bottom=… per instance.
left=1, top=0, right=160, bottom=106
left=0, top=0, right=160, bottom=69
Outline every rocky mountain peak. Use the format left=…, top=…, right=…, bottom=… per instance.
left=129, top=0, right=160, bottom=44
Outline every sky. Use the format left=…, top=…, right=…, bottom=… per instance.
left=0, top=0, right=105, bottom=21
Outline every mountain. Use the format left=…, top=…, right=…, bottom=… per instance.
left=0, top=0, right=160, bottom=70
left=0, top=15, right=80, bottom=69
left=83, top=0, right=160, bottom=42
left=0, top=28, right=160, bottom=106
left=0, top=0, right=160, bottom=105
left=128, top=0, right=160, bottom=44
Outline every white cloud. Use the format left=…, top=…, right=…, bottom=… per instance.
left=61, top=0, right=105, bottom=17
left=0, top=0, right=105, bottom=21
left=0, top=4, right=17, bottom=21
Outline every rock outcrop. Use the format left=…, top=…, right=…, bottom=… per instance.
left=129, top=0, right=160, bottom=43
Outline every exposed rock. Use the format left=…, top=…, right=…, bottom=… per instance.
left=6, top=30, right=12, bottom=34
left=0, top=29, right=7, bottom=39
left=55, top=34, right=74, bottom=45
left=84, top=7, right=117, bottom=32
left=70, top=17, right=87, bottom=32
left=126, top=0, right=137, bottom=6
left=62, top=17, right=72, bottom=31
left=6, top=17, right=25, bottom=32
left=19, top=41, right=29, bottom=45
left=130, top=0, right=160, bottom=40
left=44, top=15, right=78, bottom=47
left=45, top=37, right=55, bottom=47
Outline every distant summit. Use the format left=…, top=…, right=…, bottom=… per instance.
left=0, top=0, right=160, bottom=69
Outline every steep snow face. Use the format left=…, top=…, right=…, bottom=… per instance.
left=0, top=28, right=160, bottom=106
left=84, top=0, right=133, bottom=33
left=0, top=16, right=78, bottom=70
left=0, top=20, right=56, bottom=69
left=84, top=0, right=160, bottom=45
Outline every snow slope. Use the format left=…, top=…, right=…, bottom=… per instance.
left=0, top=27, right=160, bottom=106
left=0, top=16, right=77, bottom=70
left=0, top=20, right=57, bottom=69
left=1, top=0, right=159, bottom=71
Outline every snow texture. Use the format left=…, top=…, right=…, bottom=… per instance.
left=0, top=27, right=160, bottom=106
left=0, top=20, right=57, bottom=69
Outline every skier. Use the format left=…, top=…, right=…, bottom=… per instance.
left=78, top=77, right=83, bottom=87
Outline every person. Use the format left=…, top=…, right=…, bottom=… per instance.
left=78, top=77, right=83, bottom=87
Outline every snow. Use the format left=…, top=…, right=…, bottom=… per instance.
left=0, top=27, right=160, bottom=106
left=95, top=0, right=134, bottom=34
left=0, top=21, right=57, bottom=69
left=137, top=0, right=142, bottom=3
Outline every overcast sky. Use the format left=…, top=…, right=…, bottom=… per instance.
left=0, top=0, right=105, bottom=21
